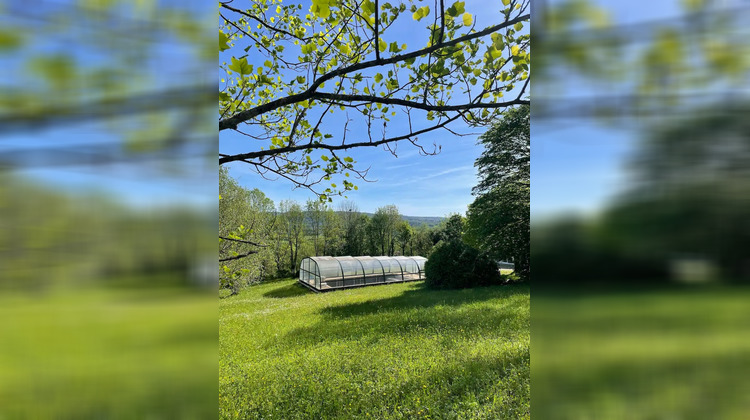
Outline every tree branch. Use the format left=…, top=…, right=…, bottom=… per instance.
left=221, top=3, right=316, bottom=41
left=374, top=0, right=380, bottom=61
left=220, top=250, right=259, bottom=262
left=219, top=236, right=267, bottom=247
left=219, top=13, right=529, bottom=131
left=312, top=92, right=528, bottom=112
left=0, top=85, right=215, bottom=134
left=220, top=112, right=463, bottom=164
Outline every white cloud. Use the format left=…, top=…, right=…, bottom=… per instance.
left=387, top=165, right=475, bottom=187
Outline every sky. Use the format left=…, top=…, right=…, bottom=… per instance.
left=224, top=128, right=486, bottom=217
left=531, top=122, right=636, bottom=219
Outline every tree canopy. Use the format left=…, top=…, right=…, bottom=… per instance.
left=465, top=104, right=529, bottom=281
left=220, top=0, right=530, bottom=199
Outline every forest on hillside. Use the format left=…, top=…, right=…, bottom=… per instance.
left=219, top=167, right=465, bottom=293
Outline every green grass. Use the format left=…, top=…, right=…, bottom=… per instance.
left=532, top=286, right=750, bottom=420
left=220, top=279, right=530, bottom=419
left=0, top=286, right=217, bottom=419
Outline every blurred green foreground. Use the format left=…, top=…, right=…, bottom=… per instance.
left=532, top=286, right=750, bottom=420
left=0, top=0, right=217, bottom=416
left=0, top=175, right=217, bottom=418
left=0, top=287, right=217, bottom=419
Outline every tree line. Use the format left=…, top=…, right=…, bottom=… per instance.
left=219, top=167, right=474, bottom=293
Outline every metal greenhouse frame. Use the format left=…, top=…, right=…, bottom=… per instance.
left=299, top=256, right=427, bottom=291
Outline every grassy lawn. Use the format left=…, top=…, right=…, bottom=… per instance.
left=532, top=286, right=750, bottom=420
left=0, top=286, right=217, bottom=419
left=220, top=279, right=530, bottom=419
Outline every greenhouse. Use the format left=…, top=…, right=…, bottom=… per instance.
left=299, top=256, right=427, bottom=291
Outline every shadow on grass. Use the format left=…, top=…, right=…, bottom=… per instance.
left=262, top=281, right=313, bottom=298
left=276, top=283, right=529, bottom=348
left=322, top=282, right=529, bottom=318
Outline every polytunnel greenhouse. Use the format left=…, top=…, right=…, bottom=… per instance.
left=299, top=256, right=427, bottom=291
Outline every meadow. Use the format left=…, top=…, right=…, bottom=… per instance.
left=532, top=285, right=750, bottom=419
left=220, top=279, right=530, bottom=419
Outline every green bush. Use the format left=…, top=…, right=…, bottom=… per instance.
left=425, top=240, right=502, bottom=289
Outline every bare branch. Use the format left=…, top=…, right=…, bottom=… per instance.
left=219, top=236, right=267, bottom=247
left=220, top=250, right=259, bottom=262
left=220, top=112, right=464, bottom=164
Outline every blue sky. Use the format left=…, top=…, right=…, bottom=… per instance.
left=531, top=121, right=636, bottom=219
left=224, top=128, right=486, bottom=216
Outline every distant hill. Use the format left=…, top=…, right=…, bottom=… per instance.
left=357, top=213, right=444, bottom=228
left=401, top=215, right=445, bottom=228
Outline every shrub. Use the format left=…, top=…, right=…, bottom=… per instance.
left=425, top=240, right=502, bottom=289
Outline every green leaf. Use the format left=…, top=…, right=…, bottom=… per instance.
left=514, top=22, right=523, bottom=31
left=344, top=156, right=354, bottom=162
left=374, top=73, right=383, bottom=83
left=321, top=155, right=329, bottom=161
left=502, top=0, right=510, bottom=5
left=311, top=1, right=331, bottom=19
left=491, top=32, right=504, bottom=49
left=361, top=0, right=376, bottom=16
left=413, top=6, right=429, bottom=21
left=462, top=13, right=472, bottom=26
left=228, top=57, right=253, bottom=75
left=219, top=31, right=230, bottom=52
